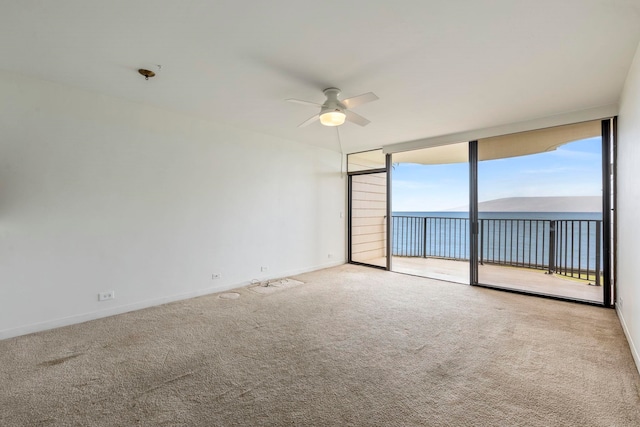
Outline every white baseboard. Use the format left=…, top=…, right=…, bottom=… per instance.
left=617, top=306, right=640, bottom=376
left=0, top=260, right=345, bottom=341
left=275, top=260, right=345, bottom=279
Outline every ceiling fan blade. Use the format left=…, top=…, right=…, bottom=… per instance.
left=345, top=110, right=371, bottom=127
left=298, top=114, right=320, bottom=127
left=341, top=92, right=379, bottom=109
left=286, top=98, right=322, bottom=108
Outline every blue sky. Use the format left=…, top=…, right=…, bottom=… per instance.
left=392, top=137, right=602, bottom=211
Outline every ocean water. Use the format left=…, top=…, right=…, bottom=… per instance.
left=391, top=211, right=603, bottom=271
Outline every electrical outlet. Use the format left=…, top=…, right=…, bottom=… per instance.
left=212, top=273, right=221, bottom=279
left=618, top=297, right=623, bottom=309
left=98, top=291, right=115, bottom=301
left=261, top=266, right=268, bottom=272
left=328, top=253, right=333, bottom=258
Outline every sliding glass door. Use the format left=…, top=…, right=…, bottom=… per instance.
left=390, top=142, right=469, bottom=284
left=475, top=120, right=608, bottom=304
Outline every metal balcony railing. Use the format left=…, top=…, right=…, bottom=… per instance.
left=392, top=215, right=602, bottom=284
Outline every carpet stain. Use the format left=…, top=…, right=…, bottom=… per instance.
left=136, top=372, right=194, bottom=398
left=238, top=388, right=253, bottom=398
left=101, top=333, right=146, bottom=349
left=39, top=353, right=83, bottom=366
left=121, top=333, right=144, bottom=345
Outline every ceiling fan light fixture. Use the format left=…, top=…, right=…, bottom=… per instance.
left=320, top=110, right=346, bottom=127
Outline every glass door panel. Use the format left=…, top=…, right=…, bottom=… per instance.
left=476, top=121, right=604, bottom=303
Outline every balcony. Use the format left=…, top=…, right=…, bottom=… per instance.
left=392, top=215, right=603, bottom=302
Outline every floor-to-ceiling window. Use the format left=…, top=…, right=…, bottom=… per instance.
left=348, top=119, right=614, bottom=307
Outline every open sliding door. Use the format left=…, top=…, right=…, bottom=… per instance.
left=348, top=150, right=389, bottom=269
left=389, top=142, right=470, bottom=283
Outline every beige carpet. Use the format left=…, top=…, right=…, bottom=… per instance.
left=1, top=264, right=639, bottom=426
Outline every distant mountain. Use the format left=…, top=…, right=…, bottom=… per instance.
left=448, top=196, right=601, bottom=212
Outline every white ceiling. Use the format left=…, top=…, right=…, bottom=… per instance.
left=2, top=0, right=639, bottom=153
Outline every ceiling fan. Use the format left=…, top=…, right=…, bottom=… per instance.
left=286, top=87, right=379, bottom=127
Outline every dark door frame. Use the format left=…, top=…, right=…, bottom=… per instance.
left=469, top=141, right=479, bottom=285
left=470, top=119, right=615, bottom=308
left=347, top=152, right=389, bottom=270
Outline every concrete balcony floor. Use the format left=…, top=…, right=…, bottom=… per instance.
left=364, top=256, right=603, bottom=303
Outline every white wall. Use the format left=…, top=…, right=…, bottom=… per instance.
left=617, top=40, right=640, bottom=373
left=0, top=71, right=345, bottom=339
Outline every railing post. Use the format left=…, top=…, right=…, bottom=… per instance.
left=548, top=220, right=556, bottom=275
left=595, top=221, right=601, bottom=286
left=479, top=219, right=484, bottom=265
left=423, top=216, right=427, bottom=258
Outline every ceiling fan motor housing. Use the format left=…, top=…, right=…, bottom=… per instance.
left=321, top=87, right=346, bottom=114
